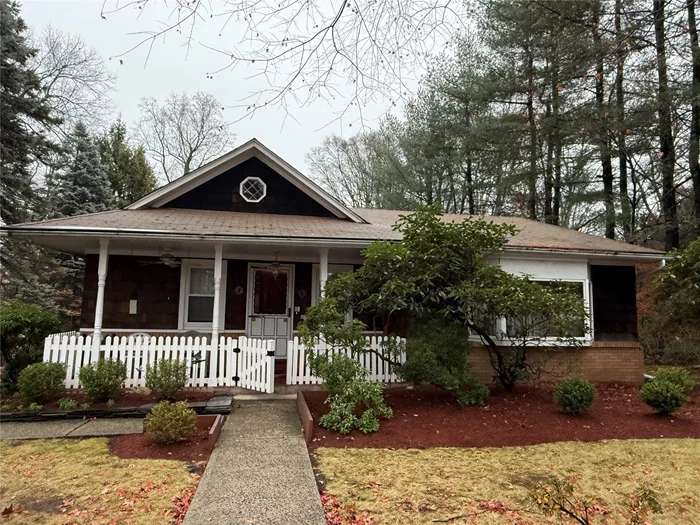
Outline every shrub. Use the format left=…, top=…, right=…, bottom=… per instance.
left=652, top=367, right=695, bottom=396
left=17, top=362, right=66, bottom=403
left=661, top=340, right=700, bottom=366
left=79, top=359, right=126, bottom=402
left=553, top=378, right=597, bottom=416
left=81, top=402, right=91, bottom=409
left=0, top=301, right=61, bottom=393
left=146, top=401, right=197, bottom=444
left=145, top=359, right=188, bottom=400
left=640, top=380, right=687, bottom=414
left=28, top=402, right=43, bottom=413
left=309, top=352, right=393, bottom=434
left=58, top=397, right=78, bottom=410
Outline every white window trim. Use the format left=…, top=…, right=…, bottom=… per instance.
left=239, top=176, right=267, bottom=203
left=468, top=277, right=593, bottom=345
left=178, top=259, right=227, bottom=331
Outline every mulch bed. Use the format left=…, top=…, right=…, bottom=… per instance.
left=40, top=390, right=216, bottom=411
left=304, top=383, right=700, bottom=450
left=109, top=415, right=217, bottom=463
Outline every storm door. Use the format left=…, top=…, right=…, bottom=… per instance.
left=246, top=264, right=294, bottom=357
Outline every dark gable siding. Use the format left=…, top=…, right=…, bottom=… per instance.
left=81, top=255, right=181, bottom=330
left=166, top=157, right=335, bottom=217
left=591, top=265, right=638, bottom=341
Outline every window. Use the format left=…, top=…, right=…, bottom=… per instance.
left=505, top=281, right=586, bottom=338
left=239, top=177, right=267, bottom=203
left=179, top=260, right=227, bottom=330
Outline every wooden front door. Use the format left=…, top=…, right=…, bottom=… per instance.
left=246, top=264, right=294, bottom=357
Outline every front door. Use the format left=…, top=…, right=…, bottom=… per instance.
left=246, top=264, right=294, bottom=357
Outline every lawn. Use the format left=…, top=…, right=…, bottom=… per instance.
left=315, top=439, right=700, bottom=524
left=0, top=438, right=199, bottom=524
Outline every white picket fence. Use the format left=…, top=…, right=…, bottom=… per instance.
left=43, top=334, right=276, bottom=393
left=286, top=336, right=407, bottom=385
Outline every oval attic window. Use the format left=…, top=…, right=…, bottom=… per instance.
left=239, top=176, right=267, bottom=203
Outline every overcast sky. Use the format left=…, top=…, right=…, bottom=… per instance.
left=20, top=0, right=414, bottom=172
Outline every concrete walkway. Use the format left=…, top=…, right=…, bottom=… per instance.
left=184, top=400, right=325, bottom=525
left=0, top=418, right=143, bottom=440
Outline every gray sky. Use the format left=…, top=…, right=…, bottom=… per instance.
left=21, top=0, right=410, bottom=172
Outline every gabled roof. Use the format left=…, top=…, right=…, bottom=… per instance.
left=1, top=207, right=666, bottom=259
left=127, top=138, right=366, bottom=224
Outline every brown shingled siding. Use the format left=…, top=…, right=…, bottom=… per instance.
left=80, top=255, right=181, bottom=330
left=467, top=342, right=644, bottom=385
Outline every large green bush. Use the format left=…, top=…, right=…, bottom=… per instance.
left=146, top=401, right=197, bottom=444
left=79, top=359, right=126, bottom=402
left=652, top=367, right=695, bottom=396
left=553, top=378, right=596, bottom=416
left=145, top=359, right=188, bottom=400
left=0, top=301, right=61, bottom=392
left=17, top=362, right=66, bottom=403
left=640, top=380, right=687, bottom=414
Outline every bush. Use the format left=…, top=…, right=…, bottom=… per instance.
left=17, top=362, right=66, bottom=403
left=553, top=378, right=597, bottom=416
left=0, top=301, right=61, bottom=393
left=28, top=402, right=43, bottom=413
left=652, top=367, right=695, bottom=395
left=640, top=380, right=687, bottom=414
left=145, top=359, right=188, bottom=400
left=309, top=352, right=393, bottom=434
left=146, top=401, right=197, bottom=444
left=661, top=341, right=700, bottom=366
left=79, top=359, right=126, bottom=402
left=58, top=398, right=78, bottom=410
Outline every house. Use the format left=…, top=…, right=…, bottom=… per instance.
left=0, top=139, right=665, bottom=389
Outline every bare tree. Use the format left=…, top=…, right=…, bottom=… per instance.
left=135, top=91, right=236, bottom=183
left=30, top=26, right=116, bottom=137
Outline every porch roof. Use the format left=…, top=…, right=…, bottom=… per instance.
left=1, top=207, right=665, bottom=260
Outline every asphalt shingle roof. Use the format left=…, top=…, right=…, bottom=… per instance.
left=7, top=207, right=663, bottom=256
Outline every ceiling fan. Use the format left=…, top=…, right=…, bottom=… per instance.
left=139, top=250, right=182, bottom=268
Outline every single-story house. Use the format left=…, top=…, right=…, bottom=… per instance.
left=0, top=139, right=665, bottom=389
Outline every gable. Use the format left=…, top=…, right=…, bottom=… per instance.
left=167, top=157, right=335, bottom=217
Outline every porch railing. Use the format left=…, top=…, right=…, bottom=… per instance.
left=286, top=336, right=407, bottom=385
left=43, top=334, right=275, bottom=393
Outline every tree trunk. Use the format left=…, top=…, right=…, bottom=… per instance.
left=544, top=101, right=554, bottom=223
left=653, top=0, right=680, bottom=250
left=552, top=53, right=562, bottom=226
left=688, top=0, right=700, bottom=237
left=593, top=0, right=616, bottom=239
left=526, top=45, right=538, bottom=220
left=616, top=0, right=632, bottom=240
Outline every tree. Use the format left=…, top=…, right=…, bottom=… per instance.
left=51, top=122, right=113, bottom=218
left=98, top=118, right=157, bottom=207
left=301, top=207, right=588, bottom=392
left=0, top=0, right=60, bottom=226
left=30, top=25, right=116, bottom=138
left=135, top=91, right=235, bottom=183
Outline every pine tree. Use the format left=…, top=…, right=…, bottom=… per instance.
left=0, top=0, right=60, bottom=225
left=53, top=122, right=113, bottom=217
left=98, top=118, right=157, bottom=207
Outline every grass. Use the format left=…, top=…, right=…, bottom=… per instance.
left=316, top=439, right=700, bottom=524
left=0, top=438, right=198, bottom=524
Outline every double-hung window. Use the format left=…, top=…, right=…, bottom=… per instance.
left=179, top=260, right=227, bottom=330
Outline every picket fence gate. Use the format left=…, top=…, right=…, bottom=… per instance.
left=43, top=334, right=276, bottom=393
left=286, top=335, right=406, bottom=385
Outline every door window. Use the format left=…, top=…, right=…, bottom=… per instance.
left=253, top=269, right=289, bottom=315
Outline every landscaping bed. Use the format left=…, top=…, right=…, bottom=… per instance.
left=110, top=414, right=223, bottom=462
left=304, top=383, right=700, bottom=449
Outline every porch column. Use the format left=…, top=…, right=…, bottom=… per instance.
left=91, top=238, right=109, bottom=362
left=211, top=243, right=223, bottom=345
left=319, top=248, right=329, bottom=296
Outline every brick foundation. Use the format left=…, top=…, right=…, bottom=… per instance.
left=467, top=341, right=644, bottom=385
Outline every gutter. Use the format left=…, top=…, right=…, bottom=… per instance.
left=0, top=225, right=667, bottom=260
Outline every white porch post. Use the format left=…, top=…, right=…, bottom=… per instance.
left=211, top=243, right=223, bottom=344
left=91, top=238, right=109, bottom=362
left=319, top=248, right=329, bottom=296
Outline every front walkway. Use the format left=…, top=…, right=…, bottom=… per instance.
left=184, top=400, right=325, bottom=525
